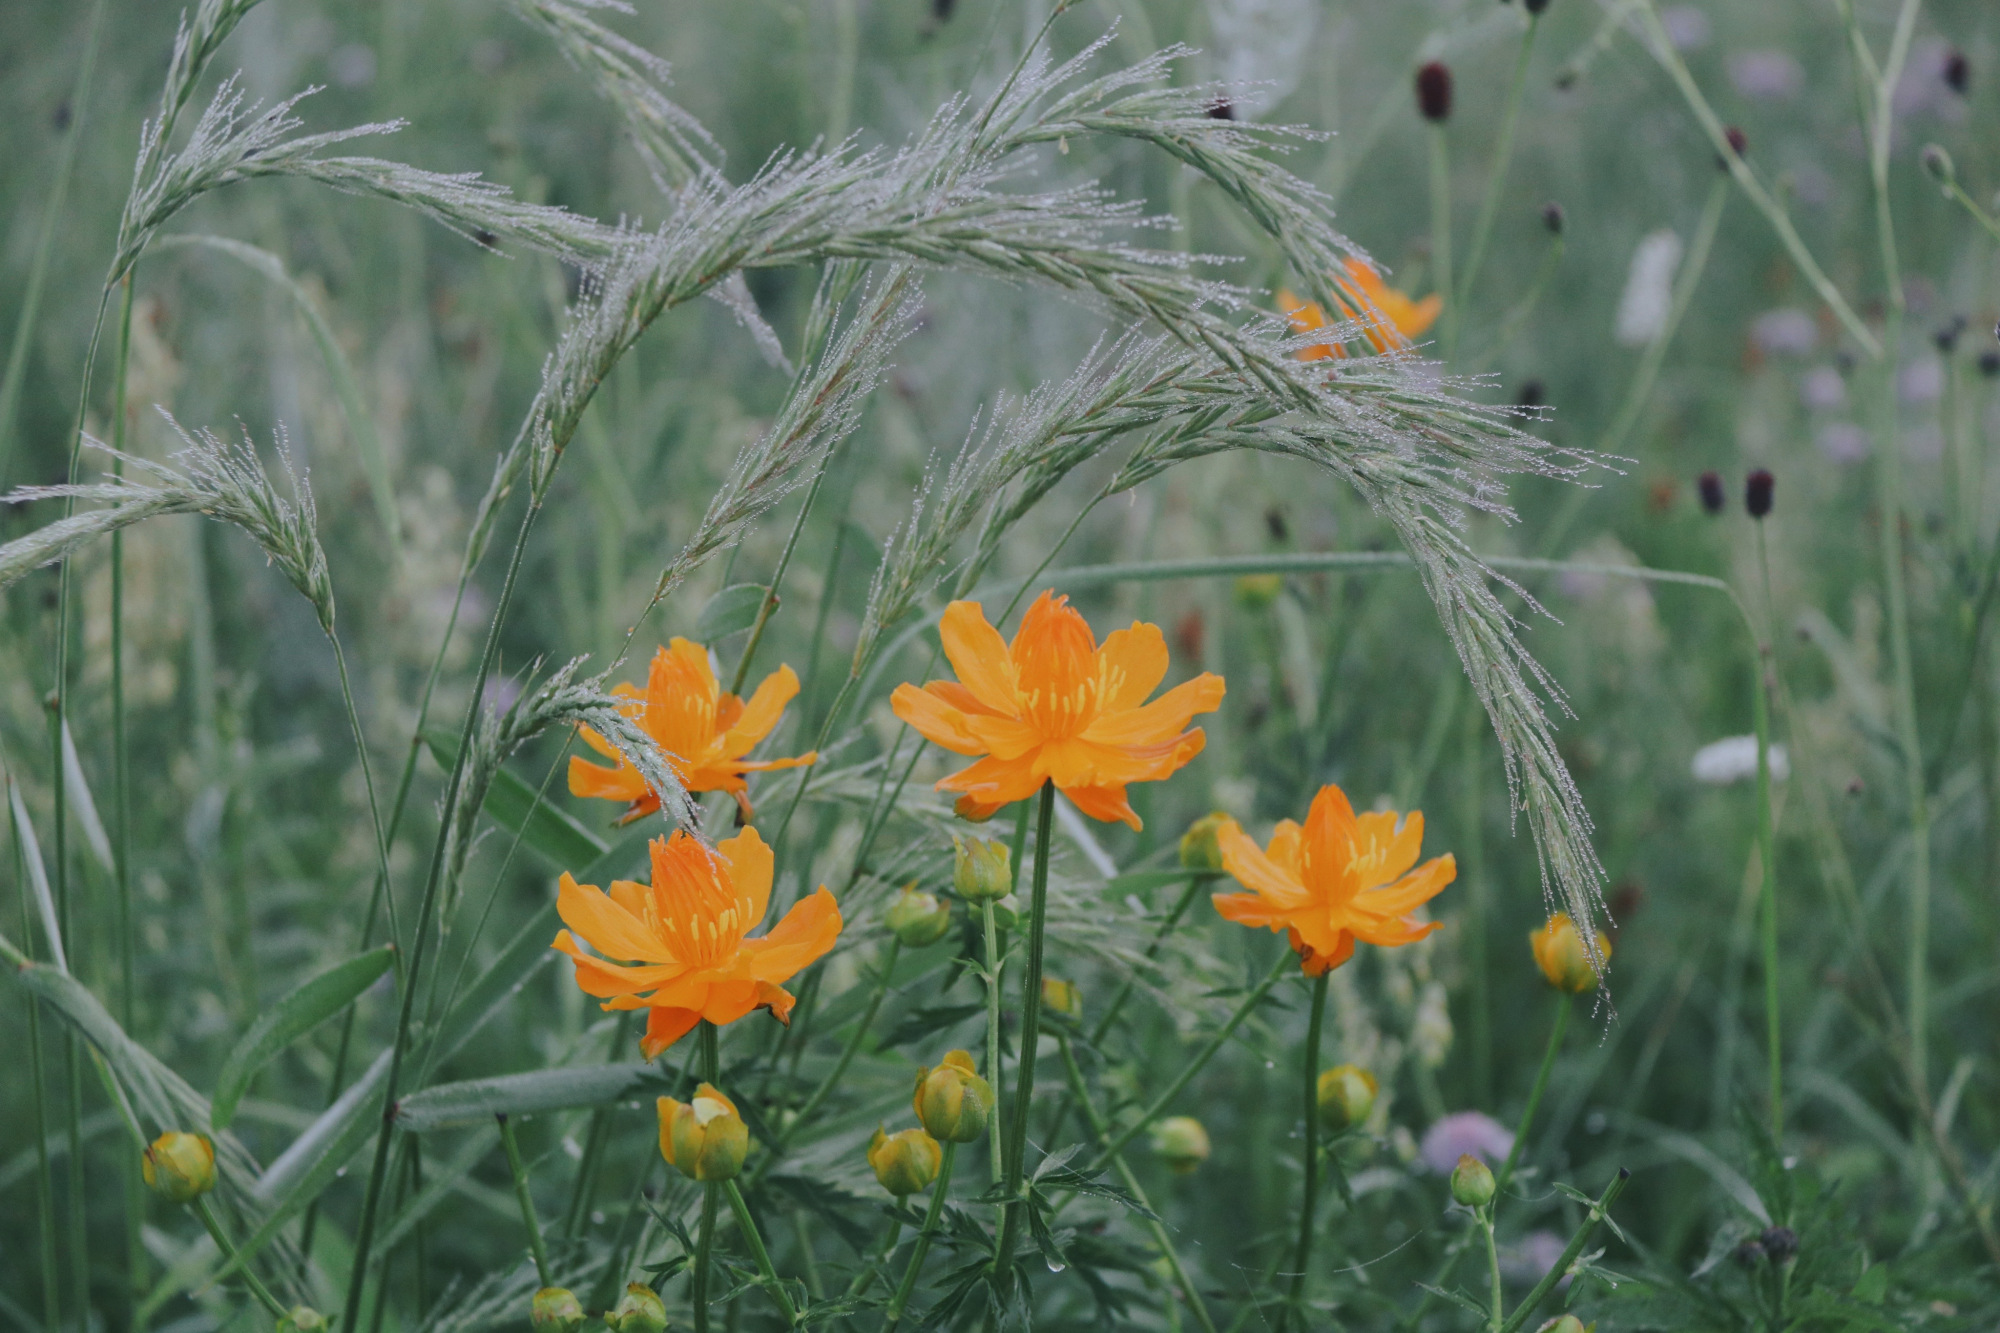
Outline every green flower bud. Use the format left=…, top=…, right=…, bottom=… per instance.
left=953, top=836, right=1012, bottom=901
left=142, top=1132, right=215, bottom=1203
left=1450, top=1153, right=1496, bottom=1208
left=657, top=1085, right=748, bottom=1182
left=1535, top=1318, right=1588, bottom=1333
left=1233, top=572, right=1283, bottom=610
left=1531, top=914, right=1610, bottom=994
left=1041, top=977, right=1082, bottom=1019
left=530, top=1289, right=585, bottom=1333
left=1316, top=1064, right=1379, bottom=1132
left=1178, top=812, right=1230, bottom=872
left=912, top=1050, right=994, bottom=1144
left=884, top=882, right=953, bottom=947
left=605, top=1283, right=668, bottom=1333
left=278, top=1307, right=328, bottom=1333
left=868, top=1125, right=943, bottom=1196
left=1921, top=142, right=1955, bottom=189
left=1150, top=1116, right=1211, bottom=1174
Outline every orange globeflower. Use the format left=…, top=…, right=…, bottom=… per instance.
left=552, top=826, right=842, bottom=1057
left=890, top=592, right=1224, bottom=830
left=568, top=638, right=815, bottom=824
left=1279, top=257, right=1442, bottom=361
left=1212, top=783, right=1455, bottom=974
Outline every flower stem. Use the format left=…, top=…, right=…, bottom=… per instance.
left=753, top=939, right=900, bottom=1181
left=991, top=781, right=1057, bottom=1289
left=1752, top=522, right=1783, bottom=1141
left=1495, top=1169, right=1630, bottom=1333
left=982, top=898, right=1006, bottom=1187
left=845, top=1218, right=901, bottom=1302
left=724, top=1180, right=799, bottom=1326
left=884, top=1141, right=956, bottom=1332
left=1086, top=951, right=1291, bottom=1172
left=1455, top=11, right=1539, bottom=338
left=1428, top=122, right=1455, bottom=361
left=496, top=1114, right=551, bottom=1286
left=1481, top=1208, right=1503, bottom=1333
left=1282, top=971, right=1330, bottom=1330
left=1495, top=992, right=1569, bottom=1199
left=693, top=1022, right=720, bottom=1333
left=193, top=1198, right=287, bottom=1320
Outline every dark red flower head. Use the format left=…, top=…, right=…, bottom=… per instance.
left=1745, top=469, right=1774, bottom=519
left=1416, top=62, right=1453, bottom=123
left=1697, top=471, right=1725, bottom=514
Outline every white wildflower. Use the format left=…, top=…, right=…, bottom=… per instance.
left=1691, top=735, right=1789, bottom=785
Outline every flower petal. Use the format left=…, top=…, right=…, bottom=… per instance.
left=892, top=682, right=988, bottom=756
left=741, top=887, right=843, bottom=984
left=641, top=1006, right=702, bottom=1059
left=961, top=713, right=1046, bottom=761
left=939, top=601, right=1019, bottom=714
left=936, top=753, right=1045, bottom=809
left=568, top=755, right=646, bottom=803
left=1080, top=673, right=1225, bottom=748
left=1212, top=890, right=1290, bottom=930
left=1355, top=854, right=1456, bottom=918
left=557, top=873, right=665, bottom=964
left=646, top=640, right=721, bottom=768
left=719, top=826, right=774, bottom=931
left=1216, top=819, right=1312, bottom=910
left=1062, top=782, right=1141, bottom=830
left=1095, top=622, right=1170, bottom=713
left=719, top=665, right=800, bottom=759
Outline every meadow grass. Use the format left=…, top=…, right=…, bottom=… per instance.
left=2, top=0, right=1998, bottom=1329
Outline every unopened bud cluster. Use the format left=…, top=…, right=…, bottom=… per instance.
left=869, top=1125, right=943, bottom=1196
left=657, top=1084, right=749, bottom=1181
left=913, top=1050, right=994, bottom=1143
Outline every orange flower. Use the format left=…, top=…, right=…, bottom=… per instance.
left=552, top=827, right=842, bottom=1057
left=1212, top=783, right=1455, bottom=974
left=568, top=639, right=815, bottom=823
left=1279, top=257, right=1442, bottom=360
left=890, top=592, right=1224, bottom=830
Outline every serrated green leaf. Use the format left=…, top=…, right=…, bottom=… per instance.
left=697, top=583, right=770, bottom=640
left=211, top=944, right=394, bottom=1129
left=1416, top=1283, right=1491, bottom=1320
left=423, top=729, right=608, bottom=869
left=394, top=1062, right=657, bottom=1131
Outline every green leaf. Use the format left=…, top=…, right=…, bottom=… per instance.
left=1416, top=1283, right=1491, bottom=1320
left=697, top=582, right=770, bottom=640
left=880, top=1002, right=985, bottom=1049
left=1851, top=1264, right=1888, bottom=1305
left=395, top=1062, right=658, bottom=1131
left=423, top=728, right=609, bottom=870
left=210, top=945, right=394, bottom=1130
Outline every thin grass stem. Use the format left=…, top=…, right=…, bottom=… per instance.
left=990, top=781, right=1057, bottom=1289
left=724, top=1180, right=799, bottom=1325
left=1495, top=992, right=1569, bottom=1199
left=193, top=1198, right=287, bottom=1319
left=1428, top=123, right=1454, bottom=361
left=982, top=897, right=1006, bottom=1188
left=1282, top=971, right=1330, bottom=1331
left=1455, top=13, right=1539, bottom=339
left=1752, top=522, right=1783, bottom=1139
left=497, top=1114, right=552, bottom=1287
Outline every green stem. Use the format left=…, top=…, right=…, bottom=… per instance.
left=11, top=813, right=61, bottom=1332
left=731, top=462, right=829, bottom=697
left=497, top=1114, right=551, bottom=1287
left=340, top=498, right=545, bottom=1333
left=1482, top=1209, right=1502, bottom=1333
left=724, top=1180, right=799, bottom=1325
left=693, top=1023, right=720, bottom=1333
left=1494, top=1169, right=1630, bottom=1333
left=1283, top=972, right=1330, bottom=1329
left=884, top=1142, right=956, bottom=1332
left=1455, top=13, right=1538, bottom=332
left=193, top=1197, right=287, bottom=1319
left=1089, top=875, right=1207, bottom=1046
left=1087, top=951, right=1291, bottom=1172
left=991, top=782, right=1057, bottom=1288
left=753, top=938, right=899, bottom=1178
left=844, top=1218, right=900, bottom=1302
left=1495, top=992, right=1569, bottom=1199
left=1057, top=1035, right=1219, bottom=1333
left=1428, top=123, right=1455, bottom=361
left=982, top=898, right=1006, bottom=1187
left=1752, top=523, right=1783, bottom=1141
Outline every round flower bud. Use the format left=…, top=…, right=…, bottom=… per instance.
left=913, top=1050, right=994, bottom=1144
left=1530, top=913, right=1610, bottom=993
left=1232, top=573, right=1283, bottom=610
left=952, top=836, right=1013, bottom=902
left=868, top=1125, right=943, bottom=1196
left=1179, top=812, right=1230, bottom=872
left=1535, top=1317, right=1587, bottom=1333
left=1316, top=1064, right=1379, bottom=1132
left=142, top=1132, right=216, bottom=1203
left=1540, top=201, right=1565, bottom=235
left=530, top=1289, right=585, bottom=1333
left=605, top=1283, right=668, bottom=1333
left=1450, top=1153, right=1496, bottom=1208
left=278, top=1308, right=328, bottom=1333
left=1697, top=470, right=1726, bottom=514
left=1524, top=0, right=1551, bottom=13
left=1415, top=61, right=1453, bottom=122
left=1920, top=143, right=1955, bottom=188
left=885, top=882, right=952, bottom=947
left=657, top=1085, right=748, bottom=1182
left=1041, top=977, right=1082, bottom=1019
left=1759, top=1225, right=1799, bottom=1263
left=1150, top=1116, right=1211, bottom=1174
left=1745, top=468, right=1774, bottom=519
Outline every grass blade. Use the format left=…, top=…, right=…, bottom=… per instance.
left=210, top=944, right=395, bottom=1130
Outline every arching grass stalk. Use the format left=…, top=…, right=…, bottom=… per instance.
left=884, top=1142, right=956, bottom=1333
left=1056, top=1033, right=1219, bottom=1333
left=990, top=781, right=1057, bottom=1290
left=1494, top=991, right=1569, bottom=1199
left=1282, top=972, right=1330, bottom=1331
left=340, top=497, right=545, bottom=1333
left=497, top=1113, right=552, bottom=1287
left=1454, top=9, right=1540, bottom=343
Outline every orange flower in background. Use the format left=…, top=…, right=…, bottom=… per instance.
left=1213, top=783, right=1455, bottom=974
left=890, top=592, right=1224, bottom=830
left=552, top=827, right=842, bottom=1057
left=1279, top=257, right=1442, bottom=360
left=568, top=639, right=815, bottom=824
